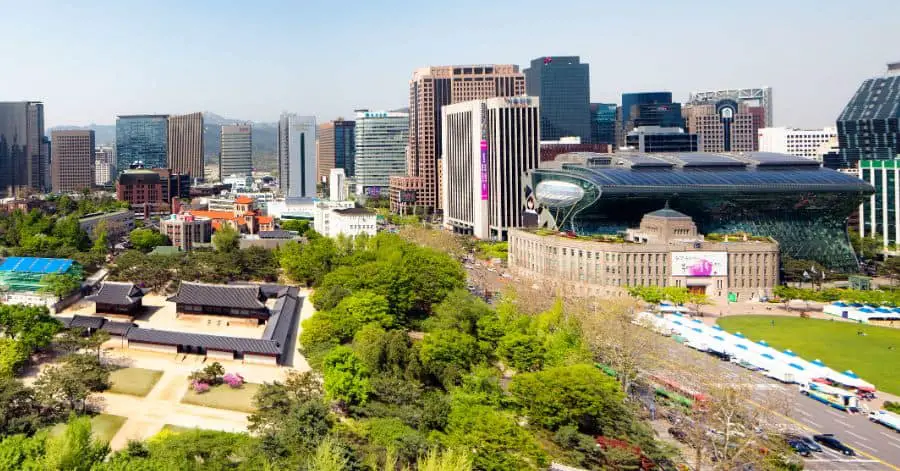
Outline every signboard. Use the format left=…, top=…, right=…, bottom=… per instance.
left=671, top=252, right=728, bottom=277
left=480, top=140, right=489, bottom=200
left=399, top=190, right=417, bottom=204
left=365, top=187, right=381, bottom=198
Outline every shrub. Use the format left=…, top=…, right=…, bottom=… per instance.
left=223, top=373, right=244, bottom=389
left=885, top=401, right=900, bottom=414
left=192, top=380, right=210, bottom=394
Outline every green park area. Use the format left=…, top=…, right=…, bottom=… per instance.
left=717, top=315, right=900, bottom=395
left=108, top=368, right=163, bottom=397
left=50, top=414, right=126, bottom=444
left=181, top=383, right=260, bottom=413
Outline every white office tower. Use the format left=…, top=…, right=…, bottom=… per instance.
left=757, top=127, right=837, bottom=160
left=219, top=124, right=253, bottom=180
left=329, top=168, right=347, bottom=201
left=94, top=146, right=115, bottom=186
left=354, top=110, right=409, bottom=197
left=277, top=114, right=317, bottom=198
left=441, top=96, right=540, bottom=240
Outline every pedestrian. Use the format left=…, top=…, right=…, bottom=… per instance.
left=771, top=319, right=775, bottom=327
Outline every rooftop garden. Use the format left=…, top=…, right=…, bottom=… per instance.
left=704, top=232, right=772, bottom=243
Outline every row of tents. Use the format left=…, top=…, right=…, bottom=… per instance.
left=635, top=311, right=876, bottom=393
left=823, top=302, right=900, bottom=323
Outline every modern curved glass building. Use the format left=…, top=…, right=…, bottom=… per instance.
left=522, top=152, right=874, bottom=270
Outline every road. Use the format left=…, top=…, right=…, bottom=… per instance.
left=656, top=339, right=900, bottom=470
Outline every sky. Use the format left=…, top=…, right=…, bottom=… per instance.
left=1, top=0, right=897, bottom=129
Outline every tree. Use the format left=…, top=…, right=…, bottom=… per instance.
left=35, top=354, right=110, bottom=413
left=0, top=339, right=31, bottom=378
left=881, top=256, right=900, bottom=286
left=497, top=332, right=546, bottom=372
left=424, top=289, right=493, bottom=336
left=419, top=330, right=481, bottom=388
left=41, top=415, right=109, bottom=471
left=849, top=228, right=883, bottom=261
left=279, top=219, right=311, bottom=236
left=279, top=238, right=337, bottom=286
left=509, top=364, right=626, bottom=435
left=91, top=220, right=110, bottom=254
left=212, top=224, right=240, bottom=253
left=307, top=437, right=349, bottom=471
left=331, top=290, right=394, bottom=336
left=322, top=346, right=372, bottom=406
left=128, top=228, right=167, bottom=252
left=0, top=304, right=61, bottom=351
left=39, top=273, right=82, bottom=298
left=443, top=402, right=547, bottom=470
left=687, top=292, right=711, bottom=317
left=0, top=378, right=46, bottom=437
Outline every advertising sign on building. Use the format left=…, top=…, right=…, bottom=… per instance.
left=671, top=252, right=728, bottom=277
left=480, top=140, right=488, bottom=200
left=399, top=190, right=417, bottom=203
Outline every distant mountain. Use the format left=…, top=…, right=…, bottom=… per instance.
left=50, top=112, right=278, bottom=168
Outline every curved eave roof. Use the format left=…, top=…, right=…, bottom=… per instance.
left=543, top=167, right=875, bottom=195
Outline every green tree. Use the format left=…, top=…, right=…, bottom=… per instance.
left=91, top=220, right=110, bottom=254
left=212, top=224, right=241, bottom=253
left=279, top=238, right=337, bottom=286
left=52, top=217, right=91, bottom=252
left=509, top=364, right=626, bottom=436
left=424, top=289, right=492, bottom=336
left=279, top=219, right=311, bottom=236
left=35, top=354, right=110, bottom=413
left=849, top=228, right=883, bottom=260
left=0, top=304, right=61, bottom=351
left=39, top=273, right=82, bottom=298
left=129, top=228, right=168, bottom=252
left=307, top=437, right=349, bottom=471
left=322, top=346, right=372, bottom=406
left=497, top=332, right=546, bottom=372
left=881, top=256, right=900, bottom=285
left=0, top=377, right=46, bottom=437
left=419, top=330, right=481, bottom=388
left=0, top=431, right=49, bottom=470
left=444, top=402, right=547, bottom=471
left=0, top=339, right=31, bottom=378
left=41, top=415, right=109, bottom=471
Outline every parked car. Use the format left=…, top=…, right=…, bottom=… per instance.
left=786, top=439, right=812, bottom=457
left=797, top=435, right=823, bottom=453
left=667, top=427, right=688, bottom=443
left=813, top=434, right=855, bottom=456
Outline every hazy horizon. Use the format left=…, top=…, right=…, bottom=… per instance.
left=2, top=0, right=897, bottom=129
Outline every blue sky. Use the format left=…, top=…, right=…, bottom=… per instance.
left=2, top=0, right=897, bottom=128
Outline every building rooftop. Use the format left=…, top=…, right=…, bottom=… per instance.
left=167, top=282, right=266, bottom=310
left=85, top=281, right=144, bottom=306
left=0, top=257, right=74, bottom=274
left=333, top=207, right=375, bottom=216
left=645, top=206, right=690, bottom=219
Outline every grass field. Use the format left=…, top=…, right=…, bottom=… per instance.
left=717, top=315, right=900, bottom=395
left=181, top=383, right=260, bottom=413
left=108, top=367, right=164, bottom=397
left=160, top=424, right=197, bottom=434
left=50, top=414, right=127, bottom=443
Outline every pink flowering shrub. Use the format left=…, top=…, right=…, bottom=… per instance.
left=223, top=373, right=244, bottom=389
left=192, top=380, right=210, bottom=393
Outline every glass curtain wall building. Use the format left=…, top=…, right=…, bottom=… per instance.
left=836, top=64, right=900, bottom=170
left=524, top=56, right=590, bottom=143
left=617, top=92, right=684, bottom=147
left=116, top=115, right=169, bottom=173
left=0, top=102, right=46, bottom=196
left=590, top=103, right=617, bottom=146
left=354, top=110, right=409, bottom=197
left=522, top=152, right=874, bottom=271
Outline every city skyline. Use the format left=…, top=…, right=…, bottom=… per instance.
left=1, top=1, right=897, bottom=129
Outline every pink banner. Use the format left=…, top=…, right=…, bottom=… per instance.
left=480, top=140, right=488, bottom=200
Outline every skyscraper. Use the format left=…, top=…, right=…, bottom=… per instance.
left=167, top=112, right=204, bottom=180
left=757, top=127, right=837, bottom=159
left=836, top=63, right=900, bottom=168
left=688, top=87, right=773, bottom=128
left=219, top=124, right=253, bottom=180
left=277, top=114, right=317, bottom=198
left=441, top=97, right=540, bottom=240
left=51, top=130, right=95, bottom=193
left=524, top=56, right=590, bottom=142
left=116, top=115, right=168, bottom=172
left=390, top=64, right=526, bottom=212
left=590, top=103, right=617, bottom=146
left=617, top=93, right=684, bottom=147
left=683, top=100, right=761, bottom=152
left=0, top=101, right=46, bottom=196
left=354, top=110, right=408, bottom=197
left=95, top=146, right=115, bottom=186
left=317, top=119, right=356, bottom=182
left=840, top=63, right=900, bottom=247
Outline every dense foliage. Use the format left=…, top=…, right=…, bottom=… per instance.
left=774, top=285, right=900, bottom=305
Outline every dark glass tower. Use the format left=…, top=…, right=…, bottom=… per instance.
left=589, top=103, right=616, bottom=145
left=116, top=115, right=169, bottom=174
left=617, top=92, right=684, bottom=146
left=0, top=101, right=45, bottom=197
left=334, top=120, right=356, bottom=176
left=524, top=56, right=590, bottom=142
left=835, top=64, right=900, bottom=169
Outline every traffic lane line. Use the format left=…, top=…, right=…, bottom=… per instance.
left=888, top=442, right=900, bottom=450
left=882, top=432, right=900, bottom=445
left=836, top=418, right=854, bottom=428
left=846, top=430, right=869, bottom=442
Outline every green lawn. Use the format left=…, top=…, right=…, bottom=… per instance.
left=108, top=367, right=164, bottom=397
left=181, top=383, right=260, bottom=413
left=49, top=414, right=127, bottom=443
left=160, top=424, right=198, bottom=434
left=717, top=315, right=900, bottom=395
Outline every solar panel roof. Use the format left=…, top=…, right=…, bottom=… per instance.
left=0, top=257, right=74, bottom=274
left=663, top=153, right=748, bottom=168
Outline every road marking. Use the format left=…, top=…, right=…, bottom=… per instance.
left=845, top=430, right=868, bottom=442
left=854, top=441, right=878, bottom=453
left=803, top=458, right=878, bottom=463
left=804, top=419, right=822, bottom=428
left=796, top=408, right=812, bottom=418
left=825, top=409, right=848, bottom=419
left=882, top=432, right=900, bottom=445
left=835, top=419, right=853, bottom=428
left=888, top=442, right=900, bottom=450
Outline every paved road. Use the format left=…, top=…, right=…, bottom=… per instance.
left=656, top=340, right=900, bottom=470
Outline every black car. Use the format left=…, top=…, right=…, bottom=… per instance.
left=787, top=439, right=812, bottom=457
left=813, top=434, right=855, bottom=456
left=797, top=435, right=823, bottom=453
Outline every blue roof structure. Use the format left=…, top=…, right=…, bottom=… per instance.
left=0, top=257, right=74, bottom=274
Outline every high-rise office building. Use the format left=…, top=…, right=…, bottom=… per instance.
left=0, top=101, right=46, bottom=196
left=836, top=63, right=900, bottom=169
left=317, top=119, right=356, bottom=182
left=329, top=168, right=347, bottom=201
left=51, top=130, right=95, bottom=193
left=354, top=110, right=408, bottom=197
left=116, top=115, right=168, bottom=173
left=617, top=93, right=684, bottom=147
left=590, top=103, right=617, bottom=146
left=390, top=64, right=526, bottom=212
left=524, top=56, right=590, bottom=142
left=625, top=126, right=699, bottom=152
left=219, top=124, right=253, bottom=180
left=441, top=97, right=540, bottom=240
left=95, top=146, right=115, bottom=186
left=683, top=100, right=762, bottom=152
left=757, top=127, right=837, bottom=160
left=688, top=87, right=773, bottom=128
left=167, top=112, right=204, bottom=180
left=277, top=114, right=317, bottom=198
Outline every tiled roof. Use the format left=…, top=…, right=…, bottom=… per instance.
left=333, top=207, right=375, bottom=216
left=189, top=210, right=236, bottom=221
left=262, top=294, right=299, bottom=348
left=234, top=196, right=254, bottom=204
left=166, top=282, right=266, bottom=309
left=258, top=230, right=295, bottom=239
left=127, top=328, right=282, bottom=355
left=85, top=281, right=144, bottom=306
left=257, top=216, right=273, bottom=224
left=65, top=315, right=106, bottom=330
left=101, top=320, right=136, bottom=336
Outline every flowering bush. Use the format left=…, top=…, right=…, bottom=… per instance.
left=223, top=373, right=244, bottom=389
left=191, top=380, right=210, bottom=393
